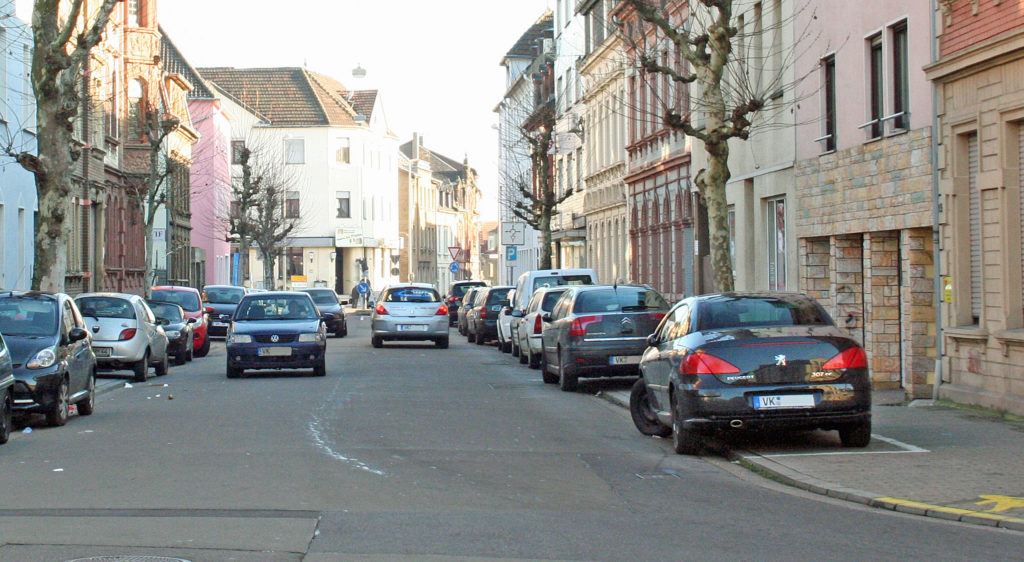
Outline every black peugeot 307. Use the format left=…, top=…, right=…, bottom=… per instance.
left=225, top=291, right=327, bottom=378
left=630, top=292, right=871, bottom=454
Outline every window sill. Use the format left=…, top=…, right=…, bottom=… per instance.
left=945, top=325, right=988, bottom=352
left=993, top=329, right=1024, bottom=356
left=862, top=135, right=884, bottom=145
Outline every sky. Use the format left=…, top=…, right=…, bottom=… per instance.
left=148, top=0, right=553, bottom=221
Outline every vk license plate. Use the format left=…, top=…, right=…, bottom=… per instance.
left=753, top=394, right=815, bottom=410
left=609, top=355, right=641, bottom=365
left=397, top=324, right=428, bottom=332
left=258, top=347, right=292, bottom=357
left=93, top=347, right=112, bottom=358
left=212, top=322, right=228, bottom=327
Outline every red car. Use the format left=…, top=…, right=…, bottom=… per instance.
left=150, top=286, right=211, bottom=357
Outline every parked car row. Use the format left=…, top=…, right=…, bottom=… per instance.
left=458, top=269, right=874, bottom=456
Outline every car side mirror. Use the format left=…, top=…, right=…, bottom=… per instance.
left=511, top=310, right=524, bottom=318
left=647, top=333, right=658, bottom=347
left=69, top=327, right=88, bottom=343
left=187, top=318, right=198, bottom=324
left=542, top=313, right=552, bottom=323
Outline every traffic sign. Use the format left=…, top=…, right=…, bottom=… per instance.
left=448, top=246, right=461, bottom=261
left=500, top=222, right=526, bottom=246
left=356, top=282, right=370, bottom=295
left=505, top=246, right=518, bottom=261
left=448, top=261, right=460, bottom=274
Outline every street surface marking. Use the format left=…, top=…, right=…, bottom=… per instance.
left=877, top=497, right=1024, bottom=523
left=758, top=433, right=929, bottom=458
left=976, top=495, right=1024, bottom=513
left=307, top=378, right=386, bottom=476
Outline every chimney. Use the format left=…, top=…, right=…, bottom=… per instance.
left=412, top=132, right=421, bottom=160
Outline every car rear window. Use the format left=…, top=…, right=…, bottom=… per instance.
left=0, top=297, right=59, bottom=336
left=540, top=290, right=568, bottom=311
left=384, top=287, right=440, bottom=303
left=204, top=286, right=245, bottom=304
left=574, top=288, right=669, bottom=313
left=151, top=290, right=200, bottom=311
left=235, top=295, right=318, bottom=320
left=76, top=297, right=137, bottom=319
left=451, top=283, right=485, bottom=297
left=303, top=290, right=338, bottom=305
left=148, top=301, right=183, bottom=322
left=698, top=297, right=833, bottom=330
left=531, top=274, right=593, bottom=293
left=485, top=288, right=511, bottom=306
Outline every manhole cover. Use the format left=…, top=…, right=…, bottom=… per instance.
left=66, top=557, right=192, bottom=562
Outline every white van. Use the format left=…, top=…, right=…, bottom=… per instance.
left=502, top=268, right=598, bottom=356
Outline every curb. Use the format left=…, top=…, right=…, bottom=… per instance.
left=596, top=390, right=1024, bottom=532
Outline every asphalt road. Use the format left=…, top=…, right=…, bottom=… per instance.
left=0, top=317, right=1021, bottom=561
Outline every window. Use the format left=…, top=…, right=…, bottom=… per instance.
left=286, top=191, right=300, bottom=219
left=336, top=137, right=350, bottom=163
left=336, top=191, right=351, bottom=218
left=728, top=205, right=736, bottom=280
left=766, top=197, right=787, bottom=291
left=821, top=55, right=837, bottom=152
left=867, top=34, right=883, bottom=139
left=284, top=138, right=304, bottom=164
left=287, top=248, right=304, bottom=278
left=127, top=0, right=141, bottom=26
left=891, top=21, right=909, bottom=131
left=231, top=140, right=246, bottom=164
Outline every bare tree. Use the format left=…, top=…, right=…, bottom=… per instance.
left=5, top=0, right=120, bottom=292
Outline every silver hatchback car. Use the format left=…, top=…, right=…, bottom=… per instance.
left=76, top=293, right=170, bottom=382
left=371, top=284, right=449, bottom=349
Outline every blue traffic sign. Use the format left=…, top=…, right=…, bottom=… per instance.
left=505, top=246, right=518, bottom=261
left=356, top=282, right=370, bottom=295
left=449, top=262, right=460, bottom=274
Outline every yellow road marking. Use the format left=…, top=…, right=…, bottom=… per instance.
left=876, top=497, right=1024, bottom=523
left=976, top=495, right=1024, bottom=513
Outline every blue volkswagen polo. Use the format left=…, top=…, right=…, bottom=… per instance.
left=225, top=291, right=327, bottom=378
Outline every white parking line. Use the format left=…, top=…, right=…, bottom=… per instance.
left=758, top=433, right=929, bottom=458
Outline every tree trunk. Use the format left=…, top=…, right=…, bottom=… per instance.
left=699, top=140, right=734, bottom=293
left=262, top=249, right=276, bottom=291
left=538, top=211, right=552, bottom=270
left=31, top=95, right=75, bottom=293
left=238, top=239, right=250, bottom=287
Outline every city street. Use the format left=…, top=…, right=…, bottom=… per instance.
left=0, top=318, right=1020, bottom=561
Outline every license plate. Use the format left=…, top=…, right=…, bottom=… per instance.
left=609, top=355, right=641, bottom=365
left=258, top=347, right=292, bottom=357
left=94, top=347, right=111, bottom=357
left=397, top=324, right=428, bottom=332
left=212, top=322, right=228, bottom=327
left=753, top=394, right=815, bottom=409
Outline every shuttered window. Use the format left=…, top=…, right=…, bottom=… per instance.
left=1020, top=126, right=1024, bottom=318
left=968, top=133, right=981, bottom=323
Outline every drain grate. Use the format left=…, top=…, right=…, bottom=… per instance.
left=66, top=557, right=192, bottom=562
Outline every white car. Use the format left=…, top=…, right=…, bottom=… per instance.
left=514, top=286, right=569, bottom=369
left=495, top=289, right=517, bottom=353
left=76, top=293, right=170, bottom=382
left=509, top=268, right=598, bottom=358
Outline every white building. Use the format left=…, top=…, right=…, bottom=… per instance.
left=200, top=67, right=400, bottom=294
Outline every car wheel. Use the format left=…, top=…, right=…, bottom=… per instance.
left=518, top=345, right=528, bottom=364
left=154, top=352, right=169, bottom=377
left=435, top=337, right=449, bottom=349
left=174, top=349, right=187, bottom=366
left=475, top=330, right=485, bottom=345
left=314, top=357, right=327, bottom=377
left=511, top=337, right=520, bottom=358
left=340, top=321, right=348, bottom=337
left=0, top=390, right=12, bottom=444
left=45, top=377, right=70, bottom=427
left=529, top=350, right=541, bottom=369
left=226, top=365, right=243, bottom=379
left=839, top=420, right=871, bottom=448
left=133, top=351, right=149, bottom=383
left=502, top=339, right=512, bottom=353
left=540, top=349, right=557, bottom=383
left=372, top=336, right=383, bottom=348
left=76, top=371, right=96, bottom=417
left=194, top=332, right=211, bottom=358
left=557, top=349, right=578, bottom=392
left=670, top=392, right=701, bottom=455
left=630, top=379, right=671, bottom=437
left=466, top=329, right=474, bottom=342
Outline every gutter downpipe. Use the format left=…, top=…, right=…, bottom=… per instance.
left=930, top=0, right=944, bottom=402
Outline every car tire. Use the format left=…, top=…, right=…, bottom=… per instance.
left=529, top=350, right=541, bottom=370
left=340, top=321, right=348, bottom=337
left=466, top=329, right=474, bottom=342
left=77, top=372, right=96, bottom=417
left=154, top=352, right=169, bottom=377
left=195, top=332, right=211, bottom=358
left=372, top=336, right=383, bottom=348
left=518, top=346, right=528, bottom=364
left=670, top=392, right=701, bottom=455
left=502, top=339, right=512, bottom=353
left=557, top=349, right=578, bottom=392
left=475, top=330, right=485, bottom=345
left=435, top=337, right=449, bottom=349
left=630, top=379, right=671, bottom=437
left=511, top=337, right=520, bottom=358
left=839, top=420, right=871, bottom=448
left=174, top=350, right=187, bottom=366
left=0, top=390, right=12, bottom=444
left=314, top=357, right=327, bottom=377
left=45, top=377, right=70, bottom=427
left=226, top=365, right=243, bottom=379
left=133, top=352, right=149, bottom=383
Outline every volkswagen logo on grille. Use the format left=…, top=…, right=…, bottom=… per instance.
left=270, top=334, right=279, bottom=343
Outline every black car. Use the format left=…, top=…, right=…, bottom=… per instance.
left=630, top=292, right=872, bottom=455
left=299, top=288, right=347, bottom=337
left=540, top=285, right=669, bottom=391
left=0, top=333, right=15, bottom=444
left=467, top=286, right=513, bottom=345
left=225, top=291, right=328, bottom=378
left=445, top=280, right=487, bottom=326
left=457, top=287, right=483, bottom=336
left=202, top=285, right=246, bottom=338
left=147, top=300, right=196, bottom=365
left=0, top=291, right=96, bottom=427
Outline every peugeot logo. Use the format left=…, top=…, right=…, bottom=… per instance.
left=775, top=354, right=787, bottom=366
left=270, top=334, right=279, bottom=343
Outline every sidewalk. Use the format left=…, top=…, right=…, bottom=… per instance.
left=601, top=388, right=1024, bottom=531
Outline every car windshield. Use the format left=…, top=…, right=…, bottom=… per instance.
left=204, top=287, right=245, bottom=304
left=532, top=274, right=593, bottom=293
left=303, top=290, right=338, bottom=305
left=147, top=301, right=183, bottom=322
left=574, top=288, right=669, bottom=313
left=234, top=295, right=318, bottom=321
left=76, top=297, right=136, bottom=319
left=540, top=290, right=568, bottom=311
left=486, top=289, right=511, bottom=306
left=698, top=297, right=833, bottom=330
left=151, top=290, right=200, bottom=311
left=385, top=288, right=440, bottom=303
left=452, top=283, right=484, bottom=297
left=0, top=297, right=59, bottom=337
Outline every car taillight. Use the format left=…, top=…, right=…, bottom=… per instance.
left=534, top=314, right=543, bottom=334
left=822, top=347, right=867, bottom=370
left=204, top=306, right=214, bottom=313
left=568, top=315, right=603, bottom=337
left=375, top=304, right=389, bottom=315
left=680, top=350, right=740, bottom=375
left=447, top=296, right=459, bottom=304
left=118, top=328, right=137, bottom=341
left=436, top=305, right=449, bottom=316
left=478, top=306, right=487, bottom=319
left=649, top=312, right=666, bottom=323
